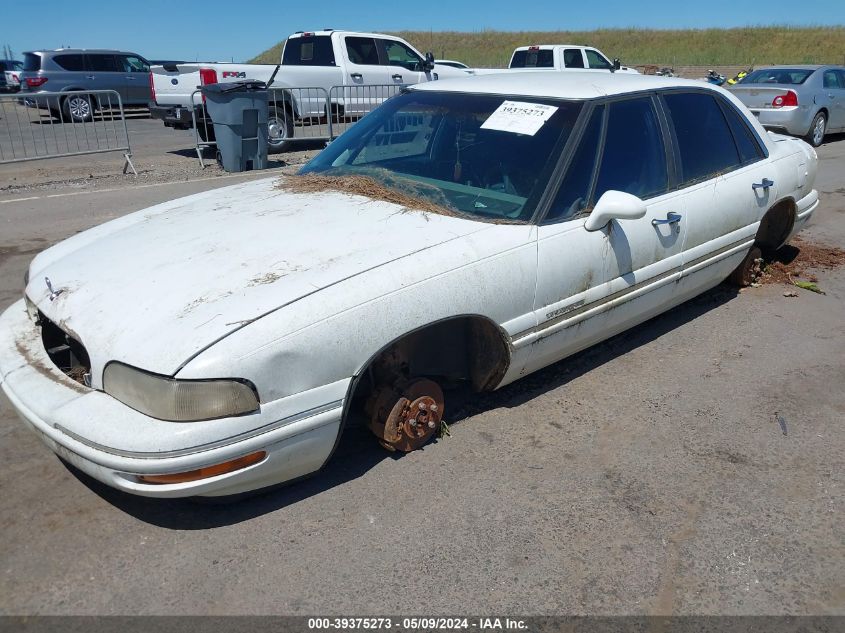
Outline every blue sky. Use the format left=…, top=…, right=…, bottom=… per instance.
left=2, top=0, right=842, bottom=62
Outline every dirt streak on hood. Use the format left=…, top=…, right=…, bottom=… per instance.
left=277, top=172, right=462, bottom=219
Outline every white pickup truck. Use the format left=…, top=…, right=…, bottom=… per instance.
left=149, top=30, right=467, bottom=151
left=467, top=45, right=639, bottom=76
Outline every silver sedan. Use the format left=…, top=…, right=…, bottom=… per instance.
left=728, top=65, right=845, bottom=147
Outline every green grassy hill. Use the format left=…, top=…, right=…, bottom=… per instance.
left=250, top=26, right=845, bottom=67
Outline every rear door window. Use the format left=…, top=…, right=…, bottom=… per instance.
left=53, top=54, right=86, bottom=71
left=664, top=92, right=741, bottom=184
left=345, top=37, right=380, bottom=65
left=593, top=97, right=668, bottom=201
left=719, top=99, right=765, bottom=164
left=562, top=49, right=585, bottom=69
left=282, top=36, right=336, bottom=66
left=89, top=54, right=119, bottom=72
left=585, top=50, right=612, bottom=70
left=823, top=70, right=842, bottom=89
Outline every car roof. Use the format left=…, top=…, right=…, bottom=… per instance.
left=409, top=71, right=716, bottom=100
left=514, top=45, right=591, bottom=50
left=287, top=30, right=393, bottom=39
left=26, top=49, right=138, bottom=55
left=753, top=65, right=824, bottom=70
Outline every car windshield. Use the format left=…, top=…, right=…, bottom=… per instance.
left=300, top=91, right=582, bottom=223
left=740, top=68, right=814, bottom=85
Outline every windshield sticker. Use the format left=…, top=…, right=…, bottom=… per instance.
left=481, top=101, right=559, bottom=136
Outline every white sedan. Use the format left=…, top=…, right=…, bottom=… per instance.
left=0, top=72, right=819, bottom=498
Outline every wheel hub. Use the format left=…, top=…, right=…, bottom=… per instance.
left=268, top=118, right=286, bottom=141
left=70, top=97, right=89, bottom=118
left=367, top=378, right=444, bottom=452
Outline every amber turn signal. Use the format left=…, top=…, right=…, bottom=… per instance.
left=137, top=451, right=266, bottom=485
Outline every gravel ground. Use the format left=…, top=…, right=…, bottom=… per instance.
left=0, top=128, right=842, bottom=618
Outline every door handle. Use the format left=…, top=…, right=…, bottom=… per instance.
left=85, top=75, right=95, bottom=80
left=752, top=178, right=774, bottom=190
left=392, top=73, right=403, bottom=81
left=125, top=76, right=136, bottom=80
left=651, top=212, right=682, bottom=226
left=652, top=212, right=682, bottom=234
left=350, top=73, right=363, bottom=80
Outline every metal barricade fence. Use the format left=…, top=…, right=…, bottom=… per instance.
left=268, top=86, right=332, bottom=144
left=0, top=90, right=136, bottom=174
left=191, top=84, right=406, bottom=167
left=327, top=83, right=405, bottom=138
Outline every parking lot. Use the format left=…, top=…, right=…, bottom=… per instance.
left=0, top=118, right=843, bottom=617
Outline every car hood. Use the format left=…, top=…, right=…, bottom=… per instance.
left=26, top=177, right=488, bottom=380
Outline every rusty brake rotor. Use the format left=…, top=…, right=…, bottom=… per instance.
left=367, top=378, right=444, bottom=452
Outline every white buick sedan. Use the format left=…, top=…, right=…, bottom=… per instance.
left=0, top=73, right=819, bottom=498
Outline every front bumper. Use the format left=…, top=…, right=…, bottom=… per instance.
left=749, top=105, right=813, bottom=137
left=0, top=300, right=345, bottom=498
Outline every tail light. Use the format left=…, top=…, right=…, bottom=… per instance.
left=148, top=71, right=156, bottom=103
left=199, top=68, right=217, bottom=103
left=772, top=90, right=798, bottom=108
left=199, top=68, right=217, bottom=85
left=25, top=77, right=48, bottom=88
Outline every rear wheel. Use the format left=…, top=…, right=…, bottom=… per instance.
left=728, top=246, right=762, bottom=287
left=267, top=105, right=294, bottom=154
left=62, top=94, right=93, bottom=123
left=805, top=112, right=826, bottom=147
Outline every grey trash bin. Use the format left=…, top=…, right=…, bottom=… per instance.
left=200, top=80, right=269, bottom=172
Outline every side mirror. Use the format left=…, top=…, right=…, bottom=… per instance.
left=584, top=191, right=647, bottom=231
left=423, top=51, right=435, bottom=72
left=612, top=58, right=622, bottom=71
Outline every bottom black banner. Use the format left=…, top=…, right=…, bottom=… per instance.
left=0, top=616, right=842, bottom=633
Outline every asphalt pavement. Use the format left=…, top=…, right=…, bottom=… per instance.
left=0, top=131, right=842, bottom=616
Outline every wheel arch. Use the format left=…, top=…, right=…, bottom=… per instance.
left=321, top=313, right=512, bottom=466
left=347, top=312, right=512, bottom=398
left=269, top=91, right=298, bottom=119
left=755, top=197, right=797, bottom=252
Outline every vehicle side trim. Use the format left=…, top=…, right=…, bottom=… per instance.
left=511, top=235, right=751, bottom=346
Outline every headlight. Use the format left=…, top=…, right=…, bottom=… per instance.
left=103, top=362, right=259, bottom=422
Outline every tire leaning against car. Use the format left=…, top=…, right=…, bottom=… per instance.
left=62, top=94, right=94, bottom=123
left=805, top=111, right=826, bottom=148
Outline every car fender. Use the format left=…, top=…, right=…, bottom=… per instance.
left=176, top=224, right=537, bottom=404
